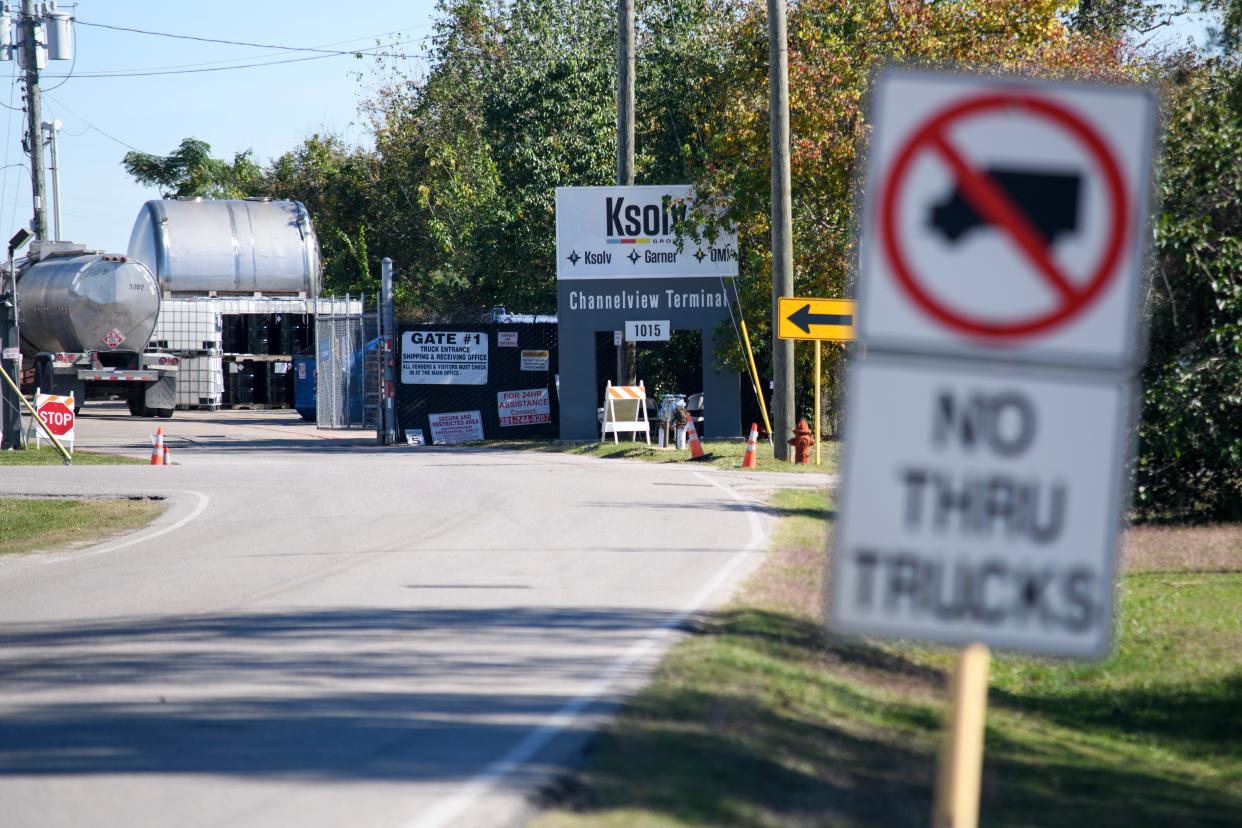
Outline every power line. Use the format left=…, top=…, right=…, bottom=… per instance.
left=42, top=49, right=422, bottom=79
left=73, top=18, right=434, bottom=56
left=42, top=93, right=148, bottom=153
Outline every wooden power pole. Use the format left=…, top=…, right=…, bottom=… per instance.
left=768, top=0, right=795, bottom=458
left=617, top=0, right=637, bottom=384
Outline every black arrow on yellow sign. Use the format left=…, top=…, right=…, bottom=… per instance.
left=777, top=297, right=856, bottom=341
left=787, top=303, right=853, bottom=334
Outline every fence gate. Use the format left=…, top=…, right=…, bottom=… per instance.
left=315, top=295, right=380, bottom=429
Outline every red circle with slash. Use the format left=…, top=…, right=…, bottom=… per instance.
left=880, top=92, right=1128, bottom=339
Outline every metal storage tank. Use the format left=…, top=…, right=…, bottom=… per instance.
left=128, top=198, right=322, bottom=296
left=18, top=254, right=161, bottom=355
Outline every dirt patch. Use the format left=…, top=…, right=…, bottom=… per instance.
left=1123, top=523, right=1242, bottom=572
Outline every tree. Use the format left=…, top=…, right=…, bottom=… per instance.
left=122, top=137, right=260, bottom=199
left=353, top=0, right=618, bottom=317
left=1135, top=7, right=1242, bottom=520
left=687, top=0, right=1131, bottom=429
left=260, top=134, right=380, bottom=296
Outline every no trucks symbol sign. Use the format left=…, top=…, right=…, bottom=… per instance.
left=835, top=70, right=1158, bottom=661
left=858, top=71, right=1156, bottom=369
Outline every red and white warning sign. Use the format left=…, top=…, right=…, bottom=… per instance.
left=858, top=70, right=1155, bottom=368
left=102, top=328, right=126, bottom=350
left=32, top=391, right=75, bottom=451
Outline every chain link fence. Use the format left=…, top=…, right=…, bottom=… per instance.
left=394, top=315, right=559, bottom=444
left=314, top=295, right=379, bottom=429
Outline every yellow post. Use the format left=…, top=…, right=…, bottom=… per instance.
left=814, top=339, right=821, bottom=465
left=738, top=318, right=773, bottom=439
left=932, top=643, right=991, bottom=828
left=0, top=367, right=72, bottom=463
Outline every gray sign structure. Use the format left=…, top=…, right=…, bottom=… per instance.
left=557, top=277, right=740, bottom=440
left=556, top=185, right=742, bottom=441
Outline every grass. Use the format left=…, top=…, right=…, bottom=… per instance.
left=478, top=437, right=840, bottom=473
left=0, top=446, right=144, bottom=465
left=534, top=492, right=1242, bottom=828
left=0, top=497, right=165, bottom=556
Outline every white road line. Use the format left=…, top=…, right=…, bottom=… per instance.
left=35, top=489, right=211, bottom=567
left=406, top=472, right=766, bottom=828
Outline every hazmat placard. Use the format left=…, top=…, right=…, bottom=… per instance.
left=858, top=70, right=1155, bottom=369
left=401, top=331, right=488, bottom=385
left=428, top=410, right=484, bottom=444
left=832, top=356, right=1129, bottom=658
left=497, top=388, right=551, bottom=427
left=520, top=350, right=549, bottom=372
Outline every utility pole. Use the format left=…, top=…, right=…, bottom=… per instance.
left=768, top=0, right=794, bottom=459
left=617, top=0, right=637, bottom=385
left=42, top=120, right=60, bottom=241
left=20, top=0, right=48, bottom=241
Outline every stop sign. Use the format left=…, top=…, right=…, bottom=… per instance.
left=38, top=399, right=74, bottom=436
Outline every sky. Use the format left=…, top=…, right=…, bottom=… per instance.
left=0, top=0, right=440, bottom=253
left=0, top=2, right=1220, bottom=256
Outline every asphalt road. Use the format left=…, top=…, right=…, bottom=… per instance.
left=0, top=407, right=830, bottom=827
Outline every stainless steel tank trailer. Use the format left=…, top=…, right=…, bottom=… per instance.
left=13, top=240, right=178, bottom=417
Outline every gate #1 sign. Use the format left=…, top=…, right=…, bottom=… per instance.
left=401, top=331, right=488, bottom=385
left=831, top=357, right=1129, bottom=659
left=857, top=70, right=1155, bottom=369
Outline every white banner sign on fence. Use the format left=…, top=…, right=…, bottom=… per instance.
left=401, top=331, right=489, bottom=385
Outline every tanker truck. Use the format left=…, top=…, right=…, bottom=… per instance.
left=15, top=240, right=178, bottom=417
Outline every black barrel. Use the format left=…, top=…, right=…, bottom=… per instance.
left=221, top=315, right=247, bottom=353
left=277, top=314, right=309, bottom=354
left=225, top=361, right=256, bottom=404
left=246, top=315, right=272, bottom=356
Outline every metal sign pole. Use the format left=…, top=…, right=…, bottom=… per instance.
left=380, top=258, right=397, bottom=445
left=932, top=643, right=990, bottom=828
left=813, top=340, right=821, bottom=465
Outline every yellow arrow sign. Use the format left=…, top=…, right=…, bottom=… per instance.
left=777, top=297, right=857, bottom=341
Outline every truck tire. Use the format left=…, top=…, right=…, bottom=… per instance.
left=155, top=408, right=174, bottom=419
left=127, top=391, right=149, bottom=417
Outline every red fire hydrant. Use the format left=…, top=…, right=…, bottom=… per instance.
left=788, top=419, right=815, bottom=465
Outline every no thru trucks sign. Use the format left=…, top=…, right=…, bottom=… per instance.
left=833, top=70, right=1156, bottom=660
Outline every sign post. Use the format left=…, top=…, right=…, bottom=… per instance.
left=835, top=69, right=1156, bottom=828
left=777, top=296, right=856, bottom=465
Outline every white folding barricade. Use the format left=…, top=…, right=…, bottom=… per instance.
left=600, top=380, right=650, bottom=444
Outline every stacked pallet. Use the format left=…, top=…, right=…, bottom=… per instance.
left=149, top=298, right=225, bottom=409
left=151, top=297, right=359, bottom=410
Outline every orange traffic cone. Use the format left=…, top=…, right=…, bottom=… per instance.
left=742, top=422, right=758, bottom=468
left=685, top=419, right=707, bottom=460
left=163, top=441, right=171, bottom=466
left=150, top=427, right=165, bottom=466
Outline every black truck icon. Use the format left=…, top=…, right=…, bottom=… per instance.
left=929, top=167, right=1081, bottom=246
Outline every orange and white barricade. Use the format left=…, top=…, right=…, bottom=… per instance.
left=30, top=390, right=75, bottom=455
left=600, top=380, right=650, bottom=444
